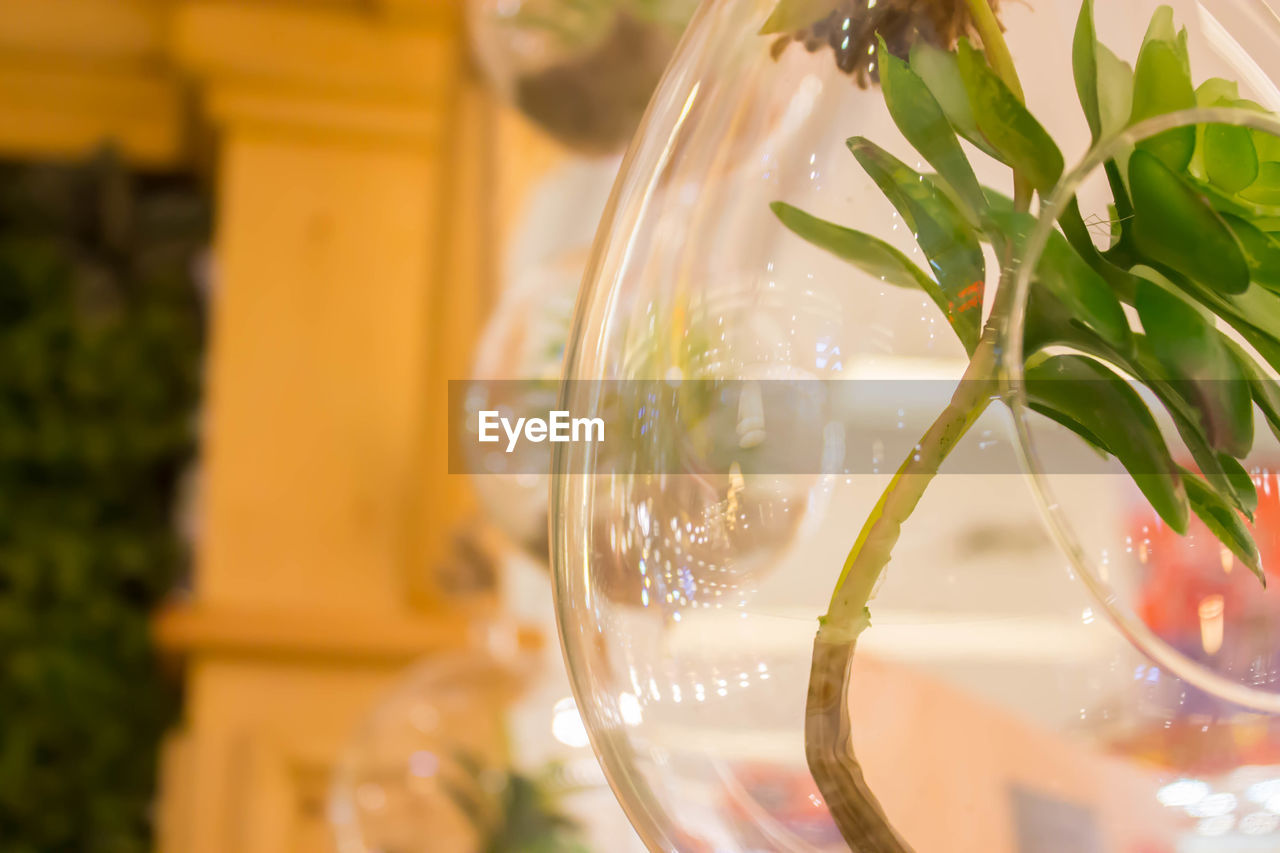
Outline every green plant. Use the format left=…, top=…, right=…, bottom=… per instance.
left=0, top=151, right=206, bottom=852
left=444, top=756, right=592, bottom=853
left=767, top=0, right=1280, bottom=848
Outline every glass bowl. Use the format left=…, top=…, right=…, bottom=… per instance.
left=550, top=0, right=1280, bottom=850
left=329, top=650, right=528, bottom=853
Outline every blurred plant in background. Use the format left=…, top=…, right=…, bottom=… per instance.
left=468, top=0, right=698, bottom=154
left=0, top=150, right=207, bottom=852
left=446, top=756, right=591, bottom=853
left=331, top=650, right=596, bottom=853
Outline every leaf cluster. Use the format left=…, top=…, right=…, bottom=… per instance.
left=775, top=1, right=1280, bottom=584
left=0, top=150, right=206, bottom=852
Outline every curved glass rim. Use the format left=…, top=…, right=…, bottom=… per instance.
left=1003, top=104, right=1280, bottom=715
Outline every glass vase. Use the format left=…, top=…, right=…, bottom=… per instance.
left=551, top=0, right=1280, bottom=850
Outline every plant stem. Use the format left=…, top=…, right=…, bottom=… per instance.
left=805, top=311, right=1002, bottom=852
left=962, top=0, right=1022, bottom=101
left=806, top=355, right=996, bottom=852
left=822, top=341, right=999, bottom=632
left=961, top=0, right=1034, bottom=209
left=804, top=2, right=1026, bottom=837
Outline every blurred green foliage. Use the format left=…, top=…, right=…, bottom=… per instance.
left=447, top=757, right=591, bottom=853
left=0, top=150, right=207, bottom=852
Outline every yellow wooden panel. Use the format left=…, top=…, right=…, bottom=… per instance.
left=156, top=732, right=196, bottom=853
left=0, top=0, right=164, bottom=65
left=206, top=80, right=444, bottom=150
left=171, top=1, right=455, bottom=102
left=184, top=660, right=401, bottom=853
left=183, top=656, right=510, bottom=853
left=373, top=0, right=465, bottom=29
left=200, top=128, right=440, bottom=611
left=0, top=60, right=184, bottom=166
left=153, top=601, right=544, bottom=662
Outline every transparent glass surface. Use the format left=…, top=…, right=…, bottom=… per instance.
left=468, top=158, right=619, bottom=558
left=329, top=651, right=527, bottom=853
left=467, top=0, right=698, bottom=154
left=551, top=1, right=1280, bottom=850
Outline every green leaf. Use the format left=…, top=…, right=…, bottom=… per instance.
left=1180, top=468, right=1264, bottom=586
left=1023, top=293, right=1256, bottom=520
left=1216, top=452, right=1259, bottom=519
left=956, top=40, right=1064, bottom=194
left=1160, top=271, right=1280, bottom=382
left=1130, top=264, right=1212, bottom=319
left=1226, top=287, right=1280, bottom=343
left=879, top=36, right=986, bottom=218
left=1205, top=123, right=1259, bottom=193
left=1170, top=399, right=1256, bottom=519
left=1130, top=148, right=1251, bottom=295
left=1241, top=162, right=1280, bottom=205
left=982, top=185, right=1015, bottom=215
left=1130, top=9, right=1196, bottom=171
left=759, top=0, right=830, bottom=34
left=1197, top=78, right=1240, bottom=108
left=1151, top=260, right=1280, bottom=343
left=1042, top=233, right=1132, bottom=351
left=1240, top=326, right=1280, bottom=379
left=1098, top=45, right=1136, bottom=141
left=1224, top=213, right=1280, bottom=289
left=909, top=41, right=1004, bottom=161
left=1027, top=401, right=1111, bottom=457
left=1143, top=4, right=1179, bottom=44
left=1139, top=358, right=1258, bottom=516
left=1226, top=336, right=1280, bottom=444
left=1255, top=127, right=1280, bottom=162
left=1025, top=354, right=1188, bottom=534
left=984, top=208, right=1131, bottom=349
left=1135, top=277, right=1254, bottom=457
left=1191, top=82, right=1238, bottom=183
left=770, top=201, right=944, bottom=294
left=847, top=137, right=986, bottom=352
left=1073, top=0, right=1101, bottom=142
left=1019, top=283, right=1108, bottom=357
left=1123, top=334, right=1256, bottom=517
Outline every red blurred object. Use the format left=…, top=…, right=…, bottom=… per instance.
left=1135, top=468, right=1280, bottom=640
left=722, top=762, right=843, bottom=848
left=1114, top=466, right=1280, bottom=774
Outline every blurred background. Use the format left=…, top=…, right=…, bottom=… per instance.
left=18, top=2, right=1280, bottom=853
left=0, top=0, right=698, bottom=850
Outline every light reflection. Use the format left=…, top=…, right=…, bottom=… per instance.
left=1199, top=594, right=1225, bottom=656
left=1188, top=792, right=1238, bottom=819
left=1197, top=814, right=1235, bottom=836
left=618, top=692, right=644, bottom=726
left=551, top=696, right=590, bottom=748
left=1257, top=780, right=1280, bottom=806
left=1158, top=779, right=1210, bottom=808
left=407, top=751, right=438, bottom=779
left=1241, top=811, right=1280, bottom=835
